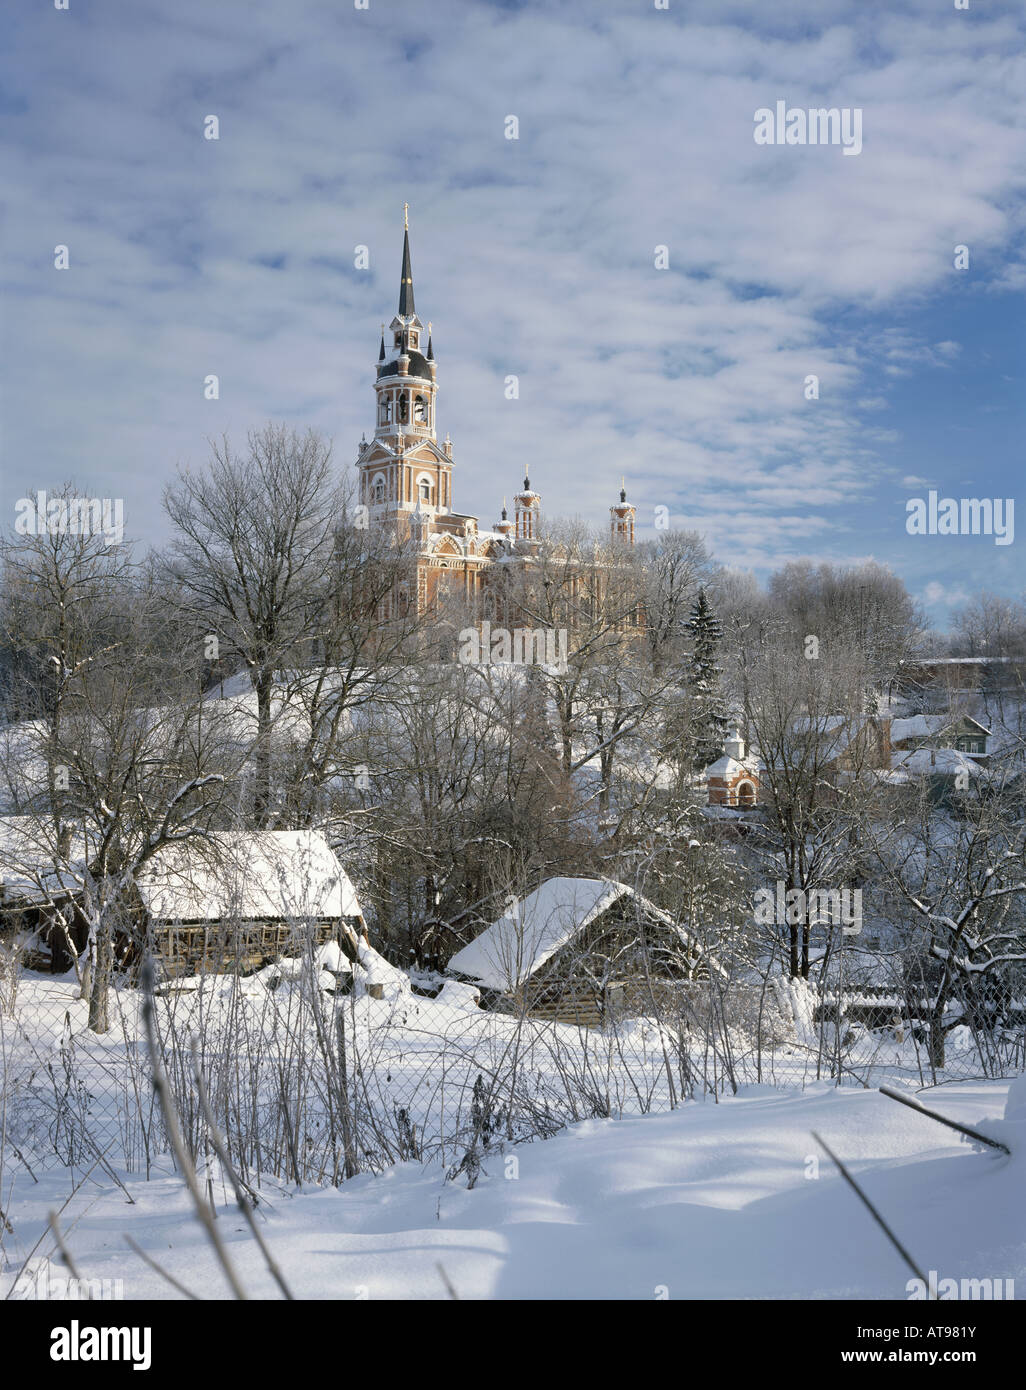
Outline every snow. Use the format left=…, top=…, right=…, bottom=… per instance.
left=0, top=815, right=91, bottom=902
left=447, top=876, right=632, bottom=992
left=1, top=1080, right=1019, bottom=1300
left=704, top=754, right=752, bottom=781
left=891, top=714, right=988, bottom=743
left=135, top=830, right=363, bottom=924
left=435, top=979, right=482, bottom=1010
left=892, top=747, right=984, bottom=778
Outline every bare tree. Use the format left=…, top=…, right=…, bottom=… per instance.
left=162, top=426, right=344, bottom=826
left=870, top=773, right=1026, bottom=1073
left=0, top=510, right=231, bottom=1031
left=734, top=621, right=885, bottom=978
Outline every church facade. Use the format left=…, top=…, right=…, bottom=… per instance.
left=356, top=218, right=636, bottom=617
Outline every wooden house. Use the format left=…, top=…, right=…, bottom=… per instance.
left=896, top=656, right=1015, bottom=700
left=135, top=830, right=366, bottom=977
left=0, top=815, right=92, bottom=971
left=890, top=713, right=990, bottom=762
left=446, top=876, right=714, bottom=1026
left=1, top=821, right=366, bottom=978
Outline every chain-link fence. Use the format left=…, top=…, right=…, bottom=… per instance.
left=2, top=925, right=1023, bottom=1189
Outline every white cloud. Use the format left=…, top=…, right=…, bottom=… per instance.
left=1, top=0, right=1023, bottom=600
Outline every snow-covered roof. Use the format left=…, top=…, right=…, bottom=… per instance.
left=891, top=747, right=986, bottom=779
left=136, top=830, right=363, bottom=924
left=448, top=876, right=689, bottom=992
left=448, top=877, right=627, bottom=991
left=0, top=815, right=91, bottom=902
left=891, top=714, right=988, bottom=743
left=786, top=714, right=884, bottom=765
left=902, top=656, right=1011, bottom=666
left=705, top=755, right=757, bottom=782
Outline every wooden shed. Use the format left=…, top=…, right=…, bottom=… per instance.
left=135, top=830, right=366, bottom=977
left=0, top=815, right=92, bottom=971
left=1, top=821, right=366, bottom=977
left=447, top=876, right=714, bottom=1026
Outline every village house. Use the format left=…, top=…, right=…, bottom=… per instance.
left=0, top=823, right=366, bottom=978
left=889, top=712, right=991, bottom=762
left=895, top=655, right=1019, bottom=705
left=0, top=815, right=91, bottom=971
left=135, top=830, right=366, bottom=977
left=447, top=875, right=713, bottom=1026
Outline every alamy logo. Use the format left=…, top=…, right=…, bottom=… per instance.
left=906, top=490, right=1014, bottom=546
left=753, top=881, right=863, bottom=936
left=906, top=1272, right=1014, bottom=1301
left=14, top=490, right=124, bottom=546
left=458, top=621, right=568, bottom=671
left=12, top=1265, right=124, bottom=1301
left=50, top=1320, right=151, bottom=1371
left=754, top=101, right=863, bottom=156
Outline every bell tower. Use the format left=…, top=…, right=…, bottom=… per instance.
left=513, top=468, right=541, bottom=541
left=358, top=208, right=454, bottom=525
left=610, top=479, right=636, bottom=545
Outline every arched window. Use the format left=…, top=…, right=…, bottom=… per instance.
left=397, top=393, right=409, bottom=424
left=371, top=473, right=386, bottom=504
left=736, top=781, right=756, bottom=808
left=419, top=479, right=433, bottom=504
left=414, top=395, right=427, bottom=424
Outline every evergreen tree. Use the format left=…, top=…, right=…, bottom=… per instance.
left=684, top=589, right=729, bottom=769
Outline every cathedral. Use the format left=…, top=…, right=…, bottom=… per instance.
left=356, top=215, right=636, bottom=617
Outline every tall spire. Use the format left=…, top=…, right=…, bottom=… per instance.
left=398, top=208, right=415, bottom=317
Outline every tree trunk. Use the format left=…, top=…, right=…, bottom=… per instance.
left=927, top=1009, right=946, bottom=1072
left=88, top=926, right=112, bottom=1034
left=254, top=673, right=273, bottom=827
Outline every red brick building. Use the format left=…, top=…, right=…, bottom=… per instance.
left=356, top=219, right=634, bottom=617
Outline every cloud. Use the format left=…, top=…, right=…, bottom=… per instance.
left=923, top=581, right=970, bottom=607
left=1, top=0, right=1023, bottom=606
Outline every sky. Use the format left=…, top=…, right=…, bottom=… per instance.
left=2, top=0, right=1024, bottom=629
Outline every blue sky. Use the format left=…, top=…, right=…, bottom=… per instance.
left=2, top=0, right=1024, bottom=628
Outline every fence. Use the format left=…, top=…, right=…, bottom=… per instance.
left=2, top=928, right=1023, bottom=1195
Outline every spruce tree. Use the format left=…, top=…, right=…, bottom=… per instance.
left=684, top=589, right=729, bottom=769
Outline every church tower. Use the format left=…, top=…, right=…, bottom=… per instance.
left=358, top=210, right=454, bottom=526
left=609, top=479, right=636, bottom=545
left=513, top=468, right=541, bottom=541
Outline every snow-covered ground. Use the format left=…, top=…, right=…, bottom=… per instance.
left=3, top=955, right=1023, bottom=1300
left=2, top=1079, right=1022, bottom=1300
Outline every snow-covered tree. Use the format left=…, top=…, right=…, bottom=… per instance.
left=683, top=588, right=729, bottom=770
